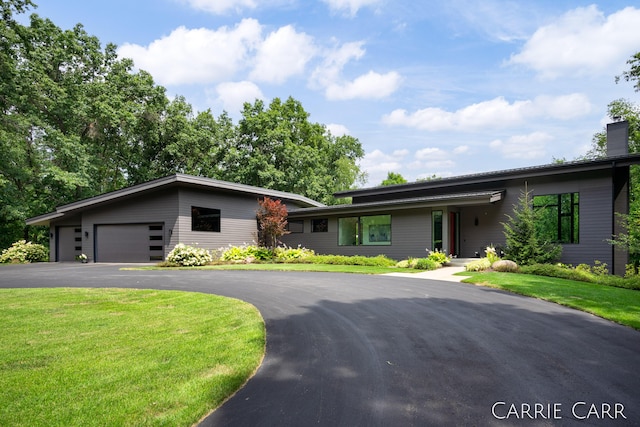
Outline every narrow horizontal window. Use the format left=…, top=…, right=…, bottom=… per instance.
left=312, top=218, right=328, bottom=232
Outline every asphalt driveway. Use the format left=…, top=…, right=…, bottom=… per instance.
left=1, top=264, right=639, bottom=426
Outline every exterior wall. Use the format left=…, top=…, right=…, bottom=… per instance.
left=284, top=168, right=619, bottom=268
left=174, top=187, right=263, bottom=252
left=69, top=189, right=180, bottom=262
left=282, top=208, right=434, bottom=260
left=48, top=214, right=82, bottom=262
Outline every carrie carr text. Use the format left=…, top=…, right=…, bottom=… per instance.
left=491, top=401, right=627, bottom=420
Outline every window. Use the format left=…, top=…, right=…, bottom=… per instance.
left=533, top=193, right=579, bottom=243
left=287, top=220, right=304, bottom=233
left=338, top=215, right=391, bottom=246
left=312, top=218, right=328, bottom=232
left=432, top=210, right=443, bottom=251
left=191, top=206, right=221, bottom=232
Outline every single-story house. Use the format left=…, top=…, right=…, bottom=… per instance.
left=27, top=121, right=639, bottom=274
left=26, top=174, right=323, bottom=263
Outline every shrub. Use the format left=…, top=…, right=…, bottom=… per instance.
left=413, top=258, right=440, bottom=270
left=426, top=249, right=450, bottom=265
left=465, top=258, right=491, bottom=272
left=166, top=243, right=212, bottom=267
left=491, top=259, right=519, bottom=273
left=485, top=246, right=501, bottom=264
left=0, top=240, right=48, bottom=263
left=220, top=244, right=273, bottom=262
left=290, top=254, right=396, bottom=267
left=273, top=245, right=315, bottom=262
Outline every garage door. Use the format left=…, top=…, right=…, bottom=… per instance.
left=95, top=224, right=164, bottom=262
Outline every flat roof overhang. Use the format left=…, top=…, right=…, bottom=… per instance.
left=287, top=190, right=504, bottom=218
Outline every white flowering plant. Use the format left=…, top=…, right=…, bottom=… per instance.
left=0, top=240, right=49, bottom=264
left=166, top=243, right=213, bottom=267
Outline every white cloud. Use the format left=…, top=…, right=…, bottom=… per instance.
left=382, top=94, right=591, bottom=131
left=117, top=19, right=262, bottom=86
left=250, top=25, right=316, bottom=84
left=326, top=123, right=351, bottom=136
left=311, top=41, right=366, bottom=89
left=325, top=71, right=401, bottom=100
left=178, top=0, right=257, bottom=14
left=213, top=81, right=264, bottom=113
left=321, top=0, right=382, bottom=17
left=453, top=145, right=470, bottom=154
left=490, top=132, right=553, bottom=160
left=360, top=149, right=407, bottom=174
left=509, top=6, right=640, bottom=78
left=415, top=147, right=448, bottom=161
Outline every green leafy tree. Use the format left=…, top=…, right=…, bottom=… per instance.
left=616, top=51, right=640, bottom=92
left=381, top=172, right=407, bottom=186
left=502, top=188, right=562, bottom=265
left=218, top=97, right=366, bottom=204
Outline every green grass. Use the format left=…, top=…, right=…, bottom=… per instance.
left=130, top=263, right=414, bottom=275
left=461, top=271, right=640, bottom=330
left=0, top=288, right=265, bottom=427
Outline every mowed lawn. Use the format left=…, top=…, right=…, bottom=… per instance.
left=0, top=288, right=265, bottom=427
left=461, top=272, right=640, bottom=330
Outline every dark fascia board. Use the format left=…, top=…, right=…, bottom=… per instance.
left=26, top=174, right=324, bottom=226
left=287, top=190, right=503, bottom=218
left=336, top=154, right=640, bottom=199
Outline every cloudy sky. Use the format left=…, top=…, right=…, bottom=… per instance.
left=30, top=0, right=640, bottom=186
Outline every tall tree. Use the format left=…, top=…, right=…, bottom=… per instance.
left=616, top=52, right=640, bottom=92
left=381, top=172, right=407, bottom=186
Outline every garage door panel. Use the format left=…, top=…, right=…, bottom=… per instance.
left=96, top=224, right=164, bottom=262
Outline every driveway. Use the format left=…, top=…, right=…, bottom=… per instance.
left=1, top=264, right=639, bottom=426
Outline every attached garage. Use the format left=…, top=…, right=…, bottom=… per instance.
left=95, top=223, right=165, bottom=263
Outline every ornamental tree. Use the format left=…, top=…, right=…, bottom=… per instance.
left=256, top=197, right=289, bottom=249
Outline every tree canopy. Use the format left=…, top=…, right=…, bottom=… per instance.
left=380, top=172, right=407, bottom=186
left=0, top=0, right=366, bottom=249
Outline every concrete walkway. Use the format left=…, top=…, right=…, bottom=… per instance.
left=383, top=258, right=474, bottom=282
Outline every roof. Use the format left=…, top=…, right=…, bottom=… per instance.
left=335, top=153, right=640, bottom=199
left=287, top=190, right=504, bottom=218
left=26, top=174, right=325, bottom=226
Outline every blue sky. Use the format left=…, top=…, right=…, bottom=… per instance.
left=27, top=0, right=640, bottom=186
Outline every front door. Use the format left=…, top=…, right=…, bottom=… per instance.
left=449, top=212, right=459, bottom=257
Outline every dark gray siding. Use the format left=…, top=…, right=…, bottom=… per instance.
left=176, top=188, right=261, bottom=252
left=80, top=189, right=180, bottom=261
left=281, top=208, right=433, bottom=261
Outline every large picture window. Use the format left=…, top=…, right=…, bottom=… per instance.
left=533, top=193, right=579, bottom=243
left=338, top=215, right=391, bottom=246
left=191, top=206, right=221, bottom=232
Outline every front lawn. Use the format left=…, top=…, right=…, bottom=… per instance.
left=461, top=271, right=640, bottom=330
left=0, top=288, right=265, bottom=427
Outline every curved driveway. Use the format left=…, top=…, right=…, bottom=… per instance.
left=1, top=264, right=639, bottom=426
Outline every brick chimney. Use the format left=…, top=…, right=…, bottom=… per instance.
left=607, top=120, right=629, bottom=157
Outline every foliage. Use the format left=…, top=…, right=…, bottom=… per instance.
left=0, top=287, right=265, bottom=426
left=465, top=258, right=492, bottom=272
left=290, top=254, right=396, bottom=267
left=616, top=51, right=640, bottom=92
left=413, top=258, right=440, bottom=270
left=166, top=243, right=212, bottom=266
left=256, top=197, right=289, bottom=249
left=485, top=246, right=501, bottom=264
left=220, top=244, right=273, bottom=262
left=502, top=188, right=562, bottom=265
left=519, top=263, right=640, bottom=291
left=0, top=240, right=48, bottom=263
left=273, top=245, right=315, bottom=261
left=426, top=249, right=451, bottom=265
left=381, top=172, right=407, bottom=186
left=0, top=4, right=366, bottom=250
left=396, top=258, right=418, bottom=268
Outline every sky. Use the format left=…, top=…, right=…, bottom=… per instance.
left=23, top=0, right=640, bottom=186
